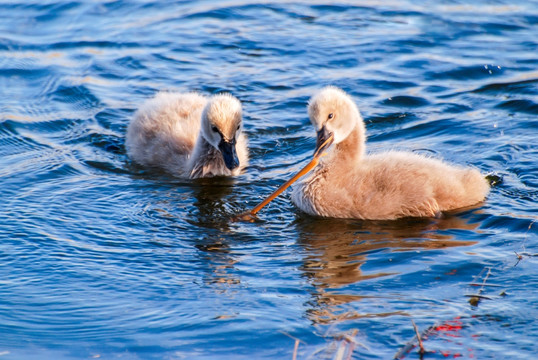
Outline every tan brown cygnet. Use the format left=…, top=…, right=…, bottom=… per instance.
left=291, top=86, right=490, bottom=220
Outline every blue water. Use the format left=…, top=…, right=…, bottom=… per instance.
left=1, top=1, right=537, bottom=359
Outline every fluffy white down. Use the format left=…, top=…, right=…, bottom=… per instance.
left=126, top=92, right=248, bottom=178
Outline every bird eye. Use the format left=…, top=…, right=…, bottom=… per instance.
left=328, top=113, right=334, bottom=119
left=211, top=125, right=218, bottom=133
left=236, top=124, right=241, bottom=131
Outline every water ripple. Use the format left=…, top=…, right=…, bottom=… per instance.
left=0, top=1, right=537, bottom=359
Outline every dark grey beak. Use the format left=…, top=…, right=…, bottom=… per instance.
left=314, top=126, right=334, bottom=157
left=218, top=138, right=240, bottom=171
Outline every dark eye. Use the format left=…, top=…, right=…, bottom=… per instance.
left=328, top=113, right=334, bottom=119
left=236, top=124, right=241, bottom=131
left=211, top=125, right=218, bottom=133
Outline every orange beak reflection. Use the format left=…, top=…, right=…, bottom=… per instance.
left=233, top=132, right=335, bottom=222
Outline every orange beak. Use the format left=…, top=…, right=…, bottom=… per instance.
left=233, top=132, right=334, bottom=221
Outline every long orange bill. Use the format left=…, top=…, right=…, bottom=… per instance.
left=233, top=132, right=334, bottom=221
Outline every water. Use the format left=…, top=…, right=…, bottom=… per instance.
left=1, top=1, right=537, bottom=359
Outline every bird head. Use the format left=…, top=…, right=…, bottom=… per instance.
left=201, top=93, right=243, bottom=171
left=307, top=86, right=361, bottom=156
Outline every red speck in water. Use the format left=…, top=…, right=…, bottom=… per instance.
left=435, top=324, right=462, bottom=332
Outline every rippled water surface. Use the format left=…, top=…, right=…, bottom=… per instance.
left=1, top=1, right=537, bottom=359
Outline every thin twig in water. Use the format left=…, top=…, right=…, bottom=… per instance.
left=334, top=341, right=346, bottom=360
left=467, top=267, right=492, bottom=306
left=333, top=330, right=359, bottom=360
left=344, top=329, right=359, bottom=360
left=514, top=250, right=538, bottom=267
left=514, top=251, right=523, bottom=267
left=469, top=282, right=502, bottom=287
left=411, top=320, right=426, bottom=356
left=481, top=267, right=492, bottom=288
left=464, top=294, right=493, bottom=300
left=523, top=218, right=537, bottom=252
left=293, top=339, right=299, bottom=360
left=279, top=331, right=304, bottom=360
left=509, top=217, right=537, bottom=266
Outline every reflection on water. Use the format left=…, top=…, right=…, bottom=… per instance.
left=295, top=215, right=479, bottom=324
left=191, top=177, right=242, bottom=288
left=191, top=177, right=236, bottom=226
left=196, top=241, right=241, bottom=288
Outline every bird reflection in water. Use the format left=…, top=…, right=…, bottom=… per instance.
left=196, top=239, right=241, bottom=289
left=191, top=177, right=242, bottom=289
left=294, top=214, right=480, bottom=324
left=191, top=176, right=237, bottom=228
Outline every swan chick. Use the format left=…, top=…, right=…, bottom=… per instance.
left=289, top=86, right=490, bottom=220
left=126, top=92, right=248, bottom=178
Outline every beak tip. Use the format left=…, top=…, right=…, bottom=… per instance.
left=315, top=129, right=335, bottom=157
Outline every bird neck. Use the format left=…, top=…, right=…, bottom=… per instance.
left=188, top=135, right=223, bottom=177
left=195, top=136, right=214, bottom=155
left=333, top=121, right=365, bottom=164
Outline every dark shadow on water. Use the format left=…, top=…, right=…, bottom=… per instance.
left=189, top=176, right=255, bottom=289
left=129, top=166, right=241, bottom=228
left=293, top=213, right=480, bottom=324
left=190, top=176, right=236, bottom=227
